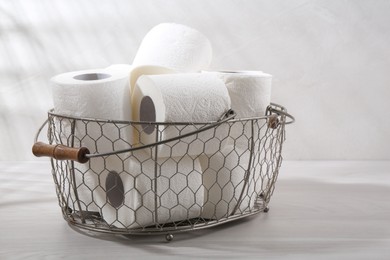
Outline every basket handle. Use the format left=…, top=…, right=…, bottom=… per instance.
left=31, top=109, right=236, bottom=161
left=32, top=142, right=90, bottom=163
left=86, top=109, right=237, bottom=158
left=32, top=118, right=90, bottom=163
left=32, top=104, right=293, bottom=161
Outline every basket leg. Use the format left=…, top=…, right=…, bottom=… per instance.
left=165, top=233, right=174, bottom=242
left=263, top=207, right=270, bottom=213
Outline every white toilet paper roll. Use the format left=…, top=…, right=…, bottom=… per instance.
left=132, top=73, right=231, bottom=158
left=202, top=71, right=272, bottom=118
left=129, top=65, right=177, bottom=94
left=202, top=71, right=272, bottom=149
left=92, top=155, right=140, bottom=228
left=51, top=68, right=132, bottom=213
left=133, top=23, right=212, bottom=72
left=51, top=68, right=132, bottom=122
left=129, top=65, right=178, bottom=149
left=94, top=150, right=204, bottom=228
left=199, top=145, right=259, bottom=220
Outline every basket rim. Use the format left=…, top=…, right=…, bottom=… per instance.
left=33, top=103, right=293, bottom=159
left=47, top=103, right=293, bottom=126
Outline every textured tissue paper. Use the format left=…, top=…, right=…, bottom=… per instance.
left=129, top=65, right=177, bottom=94
left=200, top=145, right=259, bottom=219
left=203, top=70, right=272, bottom=149
left=94, top=150, right=204, bottom=228
left=51, top=66, right=133, bottom=213
left=132, top=73, right=232, bottom=158
left=133, top=23, right=212, bottom=72
left=198, top=71, right=272, bottom=218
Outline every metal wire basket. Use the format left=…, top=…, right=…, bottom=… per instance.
left=33, top=103, right=294, bottom=241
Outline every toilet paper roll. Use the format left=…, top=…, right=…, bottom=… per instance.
left=51, top=68, right=132, bottom=212
left=203, top=71, right=272, bottom=149
left=200, top=145, right=259, bottom=220
left=202, top=71, right=272, bottom=118
left=92, top=154, right=140, bottom=228
left=133, top=23, right=212, bottom=72
left=129, top=65, right=178, bottom=147
left=94, top=150, right=204, bottom=228
left=51, top=68, right=132, bottom=122
left=132, top=73, right=231, bottom=158
left=129, top=65, right=177, bottom=94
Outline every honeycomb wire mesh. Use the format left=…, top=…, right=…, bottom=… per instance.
left=47, top=108, right=286, bottom=234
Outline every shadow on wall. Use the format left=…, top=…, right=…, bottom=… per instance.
left=1, top=0, right=390, bottom=160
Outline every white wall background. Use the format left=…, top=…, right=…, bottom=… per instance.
left=1, top=0, right=389, bottom=161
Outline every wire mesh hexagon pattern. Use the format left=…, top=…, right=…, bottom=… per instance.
left=34, top=103, right=293, bottom=238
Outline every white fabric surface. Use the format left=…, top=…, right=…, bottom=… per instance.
left=1, top=161, right=390, bottom=259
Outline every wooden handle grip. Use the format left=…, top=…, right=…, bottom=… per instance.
left=32, top=142, right=90, bottom=163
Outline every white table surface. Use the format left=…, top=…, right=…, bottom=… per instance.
left=1, top=161, right=389, bottom=259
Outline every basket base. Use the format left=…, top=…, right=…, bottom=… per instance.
left=63, top=196, right=268, bottom=239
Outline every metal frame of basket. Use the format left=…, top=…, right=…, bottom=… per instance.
left=33, top=103, right=294, bottom=241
